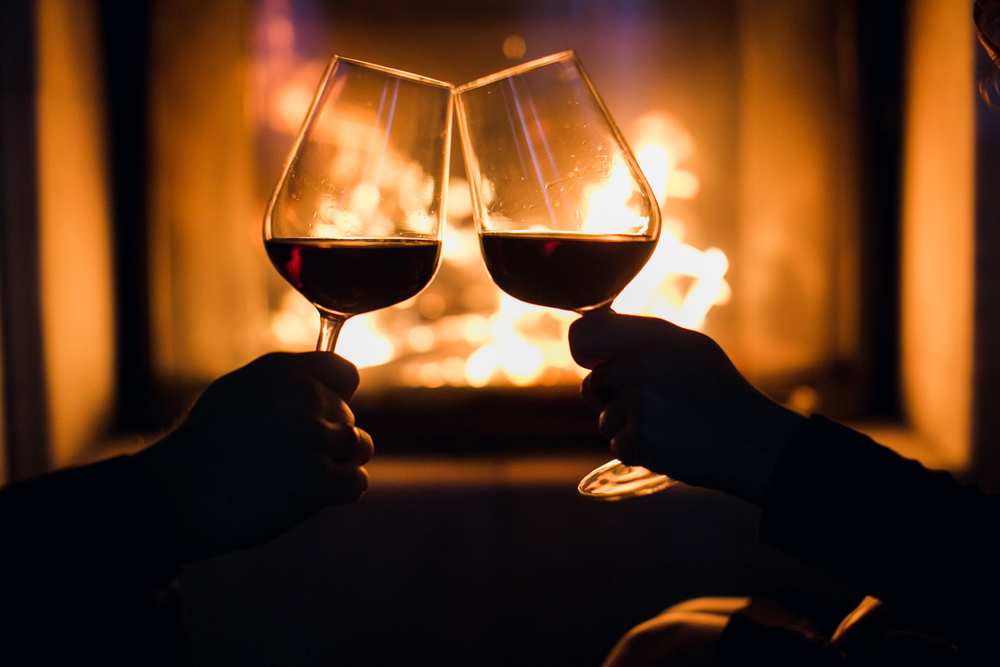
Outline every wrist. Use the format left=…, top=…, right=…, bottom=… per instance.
left=735, top=403, right=808, bottom=506
left=133, top=429, right=214, bottom=563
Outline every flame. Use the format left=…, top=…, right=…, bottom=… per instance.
left=269, top=109, right=730, bottom=387
left=582, top=157, right=650, bottom=234
left=614, top=223, right=730, bottom=329
left=464, top=295, right=578, bottom=387
left=269, top=289, right=395, bottom=367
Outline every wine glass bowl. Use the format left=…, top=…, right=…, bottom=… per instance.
left=455, top=51, right=675, bottom=500
left=476, top=232, right=658, bottom=313
left=455, top=51, right=659, bottom=313
left=264, top=57, right=452, bottom=351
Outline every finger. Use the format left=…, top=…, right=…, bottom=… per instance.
left=598, top=396, right=629, bottom=440
left=351, top=426, right=374, bottom=465
left=322, top=464, right=370, bottom=504
left=569, top=312, right=680, bottom=368
left=580, top=374, right=604, bottom=410
left=293, top=351, right=361, bottom=401
left=317, top=420, right=373, bottom=463
left=314, top=383, right=356, bottom=424
left=581, top=364, right=616, bottom=408
left=599, top=346, right=673, bottom=397
left=326, top=422, right=362, bottom=462
left=609, top=418, right=639, bottom=466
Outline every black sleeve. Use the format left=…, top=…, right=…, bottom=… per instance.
left=758, top=415, right=1000, bottom=645
left=0, top=455, right=184, bottom=594
left=0, top=455, right=188, bottom=661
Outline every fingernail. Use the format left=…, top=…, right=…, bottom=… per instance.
left=333, top=422, right=361, bottom=459
left=347, top=424, right=361, bottom=456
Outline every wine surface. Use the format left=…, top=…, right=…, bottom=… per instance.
left=479, top=232, right=656, bottom=312
left=265, top=238, right=441, bottom=316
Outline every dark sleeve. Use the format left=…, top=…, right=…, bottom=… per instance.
left=0, top=455, right=189, bottom=662
left=758, top=415, right=1000, bottom=641
left=0, top=454, right=185, bottom=603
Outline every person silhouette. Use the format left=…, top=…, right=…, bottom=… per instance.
left=1, top=351, right=372, bottom=664
left=570, top=311, right=997, bottom=665
left=570, top=4, right=1000, bottom=662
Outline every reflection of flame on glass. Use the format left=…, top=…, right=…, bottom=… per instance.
left=276, top=104, right=438, bottom=241
left=616, top=222, right=730, bottom=330
left=269, top=109, right=729, bottom=386
left=583, top=158, right=650, bottom=235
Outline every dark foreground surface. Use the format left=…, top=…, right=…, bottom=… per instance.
left=181, top=456, right=854, bottom=667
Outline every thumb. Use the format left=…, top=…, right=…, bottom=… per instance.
left=569, top=312, right=680, bottom=368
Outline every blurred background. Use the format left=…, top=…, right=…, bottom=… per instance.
left=2, top=0, right=998, bottom=665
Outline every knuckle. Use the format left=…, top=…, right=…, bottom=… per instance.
left=327, top=422, right=360, bottom=458
left=354, top=427, right=374, bottom=463
left=324, top=395, right=355, bottom=423
left=338, top=357, right=361, bottom=386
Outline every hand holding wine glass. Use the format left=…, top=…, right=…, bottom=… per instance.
left=455, top=51, right=673, bottom=499
left=568, top=311, right=808, bottom=506
left=264, top=57, right=453, bottom=352
left=137, top=352, right=374, bottom=562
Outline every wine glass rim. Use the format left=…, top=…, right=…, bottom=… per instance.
left=332, top=55, right=454, bottom=90
left=454, top=51, right=579, bottom=93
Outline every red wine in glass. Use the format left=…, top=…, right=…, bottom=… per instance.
left=265, top=238, right=442, bottom=317
left=479, top=231, right=657, bottom=312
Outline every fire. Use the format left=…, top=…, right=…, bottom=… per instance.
left=463, top=295, right=576, bottom=387
left=269, top=289, right=396, bottom=367
left=269, top=110, right=730, bottom=386
left=582, top=157, right=651, bottom=234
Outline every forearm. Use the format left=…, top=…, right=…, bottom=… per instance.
left=759, top=416, right=1000, bottom=636
left=0, top=455, right=185, bottom=599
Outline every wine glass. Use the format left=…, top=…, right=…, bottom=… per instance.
left=454, top=51, right=674, bottom=500
left=264, top=57, right=453, bottom=352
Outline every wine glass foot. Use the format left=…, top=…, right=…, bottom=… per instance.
left=577, top=459, right=676, bottom=500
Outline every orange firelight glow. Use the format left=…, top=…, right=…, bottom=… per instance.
left=269, top=107, right=728, bottom=387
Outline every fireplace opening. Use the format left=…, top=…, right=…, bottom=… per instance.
left=50, top=0, right=929, bottom=461
left=6, top=4, right=993, bottom=663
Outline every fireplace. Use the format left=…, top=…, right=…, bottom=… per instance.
left=4, top=0, right=997, bottom=488
left=134, top=0, right=901, bottom=450
left=3, top=2, right=1000, bottom=664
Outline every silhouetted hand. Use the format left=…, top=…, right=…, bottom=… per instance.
left=136, top=352, right=373, bottom=562
left=568, top=312, right=805, bottom=504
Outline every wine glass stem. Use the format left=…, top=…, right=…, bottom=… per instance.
left=577, top=303, right=615, bottom=317
left=317, top=313, right=347, bottom=352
